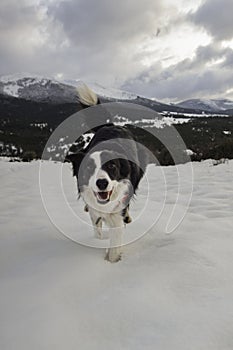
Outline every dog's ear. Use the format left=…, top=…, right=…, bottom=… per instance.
left=137, top=145, right=149, bottom=173
left=66, top=152, right=85, bottom=176
left=119, top=158, right=131, bottom=179
left=128, top=161, right=142, bottom=191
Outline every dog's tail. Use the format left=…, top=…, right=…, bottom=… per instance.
left=77, top=82, right=100, bottom=108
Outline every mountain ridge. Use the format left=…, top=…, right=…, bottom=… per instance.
left=0, top=74, right=232, bottom=115
left=175, top=98, right=233, bottom=112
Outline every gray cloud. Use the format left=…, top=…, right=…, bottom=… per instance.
left=0, top=0, right=168, bottom=83
left=0, top=0, right=37, bottom=29
left=46, top=0, right=168, bottom=83
left=123, top=43, right=233, bottom=101
left=191, top=0, right=233, bottom=41
left=0, top=0, right=233, bottom=101
left=0, top=0, right=46, bottom=73
left=49, top=0, right=164, bottom=49
left=222, top=50, right=233, bottom=68
left=123, top=68, right=233, bottom=101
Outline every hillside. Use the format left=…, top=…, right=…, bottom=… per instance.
left=0, top=92, right=232, bottom=162
left=0, top=75, right=233, bottom=162
left=176, top=98, right=233, bottom=112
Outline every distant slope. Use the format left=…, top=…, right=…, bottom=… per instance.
left=125, top=96, right=209, bottom=114
left=176, top=98, right=233, bottom=112
left=63, top=79, right=138, bottom=100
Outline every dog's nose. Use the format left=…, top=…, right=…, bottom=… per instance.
left=96, top=178, right=108, bottom=190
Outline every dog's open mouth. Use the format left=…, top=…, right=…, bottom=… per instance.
left=94, top=189, right=113, bottom=204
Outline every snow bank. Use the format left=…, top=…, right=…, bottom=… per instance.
left=0, top=159, right=233, bottom=350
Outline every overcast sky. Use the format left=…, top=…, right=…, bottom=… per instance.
left=1, top=0, right=233, bottom=101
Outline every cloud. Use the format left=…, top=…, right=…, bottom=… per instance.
left=0, top=0, right=233, bottom=100
left=46, top=0, right=170, bottom=83
left=0, top=0, right=46, bottom=72
left=0, top=0, right=72, bottom=76
left=191, top=0, right=233, bottom=41
left=0, top=0, right=45, bottom=50
left=122, top=43, right=233, bottom=101
left=1, top=0, right=173, bottom=84
left=48, top=0, right=165, bottom=48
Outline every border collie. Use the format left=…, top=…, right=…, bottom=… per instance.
left=68, top=84, right=147, bottom=262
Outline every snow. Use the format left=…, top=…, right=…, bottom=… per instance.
left=201, top=99, right=224, bottom=110
left=163, top=110, right=229, bottom=118
left=0, top=158, right=233, bottom=350
left=185, top=149, right=195, bottom=156
left=0, top=73, right=60, bottom=98
left=82, top=132, right=94, bottom=148
left=3, top=83, right=20, bottom=97
left=0, top=72, right=54, bottom=84
left=30, top=123, right=48, bottom=129
left=88, top=82, right=137, bottom=100
left=113, top=115, right=190, bottom=128
left=61, top=79, right=137, bottom=100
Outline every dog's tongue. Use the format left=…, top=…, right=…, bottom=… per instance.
left=98, top=192, right=108, bottom=200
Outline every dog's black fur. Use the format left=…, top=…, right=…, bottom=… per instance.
left=70, top=124, right=145, bottom=188
left=68, top=124, right=147, bottom=222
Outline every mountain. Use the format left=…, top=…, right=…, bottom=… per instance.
left=0, top=73, right=78, bottom=104
left=0, top=74, right=139, bottom=103
left=176, top=98, right=233, bottom=112
left=63, top=79, right=138, bottom=100
left=0, top=74, right=232, bottom=116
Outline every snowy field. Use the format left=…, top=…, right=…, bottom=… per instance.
left=0, top=158, right=233, bottom=350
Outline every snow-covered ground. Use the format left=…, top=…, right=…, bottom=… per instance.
left=113, top=115, right=190, bottom=128
left=0, top=158, right=233, bottom=350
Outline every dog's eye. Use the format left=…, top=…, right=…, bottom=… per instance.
left=107, top=163, right=116, bottom=170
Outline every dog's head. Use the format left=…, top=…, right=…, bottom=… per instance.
left=68, top=150, right=133, bottom=211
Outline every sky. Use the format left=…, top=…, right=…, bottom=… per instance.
left=1, top=0, right=233, bottom=102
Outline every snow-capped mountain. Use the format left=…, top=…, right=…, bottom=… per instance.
left=0, top=74, right=138, bottom=103
left=63, top=79, right=137, bottom=100
left=0, top=73, right=78, bottom=103
left=0, top=74, right=190, bottom=113
left=0, top=74, right=232, bottom=115
left=176, top=98, right=233, bottom=112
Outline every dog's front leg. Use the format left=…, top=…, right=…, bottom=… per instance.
left=89, top=209, right=103, bottom=239
left=105, top=214, right=123, bottom=263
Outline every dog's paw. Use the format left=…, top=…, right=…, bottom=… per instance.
left=105, top=250, right=122, bottom=263
left=123, top=215, right=132, bottom=224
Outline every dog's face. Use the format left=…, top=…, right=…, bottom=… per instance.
left=71, top=150, right=132, bottom=211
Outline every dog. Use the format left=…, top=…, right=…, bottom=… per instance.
left=68, top=84, right=147, bottom=262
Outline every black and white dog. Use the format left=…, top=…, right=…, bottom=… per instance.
left=68, top=85, right=147, bottom=262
